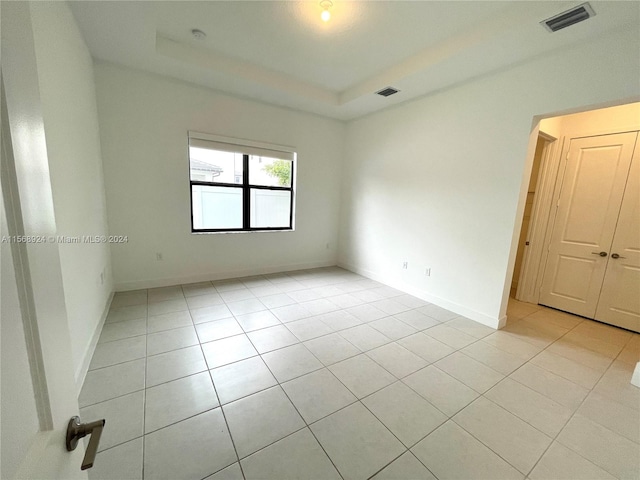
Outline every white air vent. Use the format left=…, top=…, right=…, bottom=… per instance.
left=376, top=87, right=400, bottom=97
left=541, top=3, right=595, bottom=32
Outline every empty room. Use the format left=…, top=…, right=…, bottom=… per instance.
left=2, top=1, right=639, bottom=479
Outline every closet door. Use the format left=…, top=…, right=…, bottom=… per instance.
left=539, top=132, right=638, bottom=317
left=595, top=145, right=640, bottom=332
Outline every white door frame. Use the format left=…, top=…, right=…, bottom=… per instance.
left=516, top=131, right=561, bottom=303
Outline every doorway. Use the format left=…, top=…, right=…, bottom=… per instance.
left=509, top=102, right=640, bottom=333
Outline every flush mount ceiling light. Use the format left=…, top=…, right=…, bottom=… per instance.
left=320, top=0, right=333, bottom=22
left=191, top=29, right=206, bottom=40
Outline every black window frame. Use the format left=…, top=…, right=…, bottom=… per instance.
left=190, top=152, right=295, bottom=233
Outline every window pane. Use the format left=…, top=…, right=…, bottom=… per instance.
left=249, top=156, right=292, bottom=187
left=250, top=189, right=291, bottom=228
left=192, top=185, right=243, bottom=230
left=190, top=147, right=243, bottom=184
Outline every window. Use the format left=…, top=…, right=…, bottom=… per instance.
left=189, top=133, right=295, bottom=232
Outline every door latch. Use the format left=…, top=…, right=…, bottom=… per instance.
left=66, top=416, right=106, bottom=470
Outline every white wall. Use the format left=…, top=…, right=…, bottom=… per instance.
left=338, top=27, right=640, bottom=328
left=95, top=63, right=344, bottom=290
left=29, top=2, right=113, bottom=385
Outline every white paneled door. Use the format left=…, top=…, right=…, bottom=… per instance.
left=595, top=144, right=640, bottom=331
left=540, top=132, right=639, bottom=331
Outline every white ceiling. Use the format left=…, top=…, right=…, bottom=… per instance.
left=69, top=1, right=639, bottom=120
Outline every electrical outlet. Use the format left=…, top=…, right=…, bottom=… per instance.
left=425, top=267, right=431, bottom=276
left=402, top=261, right=408, bottom=269
left=156, top=252, right=163, bottom=261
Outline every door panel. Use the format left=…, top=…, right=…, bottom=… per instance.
left=595, top=145, right=640, bottom=332
left=540, top=132, right=638, bottom=317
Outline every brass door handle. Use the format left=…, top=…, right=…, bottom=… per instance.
left=66, top=416, right=106, bottom=470
left=591, top=251, right=608, bottom=257
left=611, top=253, right=626, bottom=259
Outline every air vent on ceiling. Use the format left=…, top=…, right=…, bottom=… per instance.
left=541, top=2, right=595, bottom=32
left=376, top=87, right=400, bottom=97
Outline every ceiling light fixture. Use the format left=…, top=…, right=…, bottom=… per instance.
left=320, top=0, right=333, bottom=22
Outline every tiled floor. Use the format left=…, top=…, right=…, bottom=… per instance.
left=81, top=267, right=640, bottom=480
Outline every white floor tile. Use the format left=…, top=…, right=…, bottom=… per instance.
left=204, top=463, right=244, bottom=480
left=247, top=324, right=299, bottom=353
left=241, top=428, right=340, bottom=480
left=304, top=333, right=361, bottom=365
left=223, top=387, right=305, bottom=458
left=530, top=350, right=602, bottom=389
left=316, top=310, right=362, bottom=331
left=339, top=324, right=391, bottom=351
left=146, top=326, right=198, bottom=356
left=201, top=334, right=258, bottom=368
left=226, top=298, right=267, bottom=316
left=557, top=414, right=640, bottom=479
left=412, top=421, right=523, bottom=480
left=403, top=366, right=478, bottom=417
left=529, top=442, right=617, bottom=480
left=371, top=452, right=436, bottom=480
left=311, top=403, right=405, bottom=480
left=393, top=310, right=440, bottom=331
left=329, top=354, right=396, bottom=398
left=144, top=372, right=218, bottom=433
left=485, top=378, right=573, bottom=437
left=98, top=318, right=146, bottom=344
left=366, top=342, right=428, bottom=378
left=281, top=368, right=356, bottom=423
left=79, top=359, right=145, bottom=407
left=148, top=298, right=188, bottom=316
left=271, top=303, right=312, bottom=323
left=185, top=292, right=224, bottom=309
left=146, top=345, right=207, bottom=387
left=89, top=336, right=146, bottom=370
left=190, top=304, right=233, bottom=324
left=435, top=352, right=504, bottom=393
left=106, top=305, right=147, bottom=324
left=369, top=316, right=417, bottom=340
left=461, top=340, right=526, bottom=375
left=398, top=333, right=455, bottom=363
left=363, top=382, right=446, bottom=447
left=211, top=356, right=277, bottom=404
left=234, top=310, right=281, bottom=332
left=261, top=343, right=323, bottom=382
left=195, top=317, right=244, bottom=343
left=577, top=391, right=640, bottom=443
left=423, top=324, right=477, bottom=349
left=146, top=310, right=192, bottom=334
left=285, top=316, right=334, bottom=341
left=144, top=409, right=236, bottom=480
left=453, top=397, right=552, bottom=474
left=509, top=363, right=589, bottom=411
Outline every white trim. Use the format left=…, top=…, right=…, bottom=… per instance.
left=338, top=261, right=504, bottom=330
left=114, top=260, right=335, bottom=291
left=188, top=130, right=296, bottom=155
left=74, top=291, right=113, bottom=394
left=631, top=362, right=640, bottom=388
left=516, top=134, right=561, bottom=303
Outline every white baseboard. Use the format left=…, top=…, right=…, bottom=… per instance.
left=338, top=261, right=504, bottom=330
left=75, top=290, right=113, bottom=394
left=114, top=260, right=336, bottom=292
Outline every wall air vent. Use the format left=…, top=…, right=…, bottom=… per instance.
left=541, top=2, right=595, bottom=32
left=376, top=87, right=400, bottom=97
